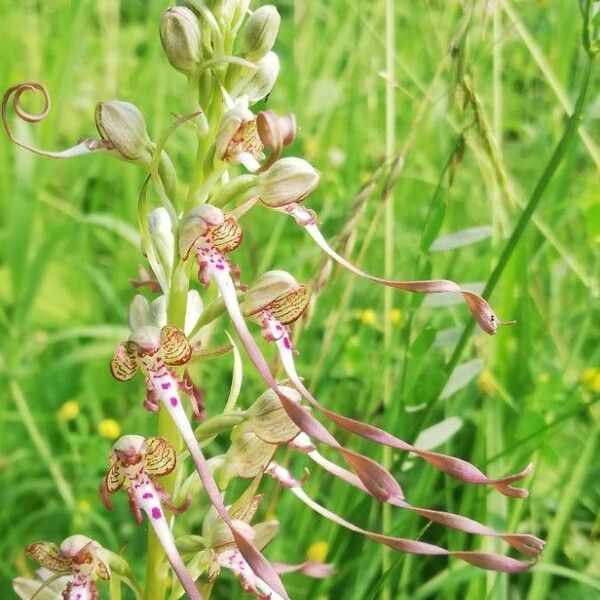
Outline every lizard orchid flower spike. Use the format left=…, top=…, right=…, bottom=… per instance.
left=100, top=435, right=201, bottom=600
left=180, top=206, right=410, bottom=505
left=23, top=535, right=110, bottom=600
left=110, top=293, right=290, bottom=599
left=256, top=158, right=514, bottom=335
left=243, top=270, right=534, bottom=498
left=266, top=462, right=538, bottom=574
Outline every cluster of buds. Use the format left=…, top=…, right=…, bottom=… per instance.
left=4, top=1, right=543, bottom=599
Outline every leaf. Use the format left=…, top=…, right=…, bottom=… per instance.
left=420, top=191, right=447, bottom=252
left=224, top=331, right=243, bottom=412
left=85, top=213, right=140, bottom=248
left=430, top=226, right=493, bottom=252
left=413, top=417, right=463, bottom=451
left=441, top=359, right=484, bottom=399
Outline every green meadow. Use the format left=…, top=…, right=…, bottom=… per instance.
left=0, top=1, right=598, bottom=598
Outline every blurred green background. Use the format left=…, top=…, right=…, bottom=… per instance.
left=0, top=0, right=599, bottom=598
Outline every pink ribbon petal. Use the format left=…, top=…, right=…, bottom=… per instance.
left=287, top=207, right=513, bottom=335
left=275, top=335, right=532, bottom=498
left=303, top=445, right=543, bottom=558
left=210, top=265, right=405, bottom=503
left=266, top=463, right=536, bottom=574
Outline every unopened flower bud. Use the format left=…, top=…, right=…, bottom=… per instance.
left=257, top=157, right=320, bottom=208
left=244, top=387, right=301, bottom=444
left=148, top=207, right=175, bottom=280
left=95, top=101, right=153, bottom=163
left=211, top=174, right=257, bottom=208
left=232, top=51, right=280, bottom=104
left=218, top=431, right=277, bottom=485
left=160, top=6, right=202, bottom=74
left=241, top=6, right=280, bottom=61
left=243, top=271, right=299, bottom=316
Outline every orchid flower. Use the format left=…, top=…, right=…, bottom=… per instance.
left=242, top=270, right=533, bottom=498
left=1, top=84, right=177, bottom=192
left=110, top=293, right=290, bottom=599
left=215, top=99, right=296, bottom=173
left=100, top=435, right=201, bottom=600
left=179, top=205, right=413, bottom=505
left=22, top=535, right=110, bottom=600
left=254, top=157, right=513, bottom=335
left=207, top=389, right=542, bottom=568
left=177, top=490, right=333, bottom=600
left=216, top=100, right=265, bottom=173
left=266, top=462, right=537, bottom=573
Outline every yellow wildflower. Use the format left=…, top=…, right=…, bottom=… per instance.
left=58, top=400, right=80, bottom=421
left=306, top=540, right=329, bottom=563
left=581, top=368, right=600, bottom=393
left=478, top=370, right=496, bottom=396
left=358, top=308, right=377, bottom=326
left=390, top=308, right=403, bottom=325
left=98, top=418, right=121, bottom=440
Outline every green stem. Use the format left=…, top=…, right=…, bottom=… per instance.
left=9, top=379, right=75, bottom=509
left=382, top=0, right=395, bottom=597
left=144, top=270, right=190, bottom=600
left=145, top=71, right=226, bottom=600
left=526, top=429, right=598, bottom=600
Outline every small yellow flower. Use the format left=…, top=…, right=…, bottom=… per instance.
left=306, top=540, right=329, bottom=563
left=77, top=499, right=92, bottom=513
left=581, top=368, right=600, bottom=393
left=58, top=400, right=80, bottom=421
left=358, top=309, right=377, bottom=327
left=303, top=136, right=319, bottom=159
left=98, top=418, right=121, bottom=440
left=478, top=370, right=496, bottom=396
left=389, top=308, right=403, bottom=325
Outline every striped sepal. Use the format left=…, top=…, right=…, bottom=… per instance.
left=143, top=436, right=176, bottom=477
left=160, top=326, right=192, bottom=366
left=26, top=541, right=72, bottom=573
left=265, top=284, right=310, bottom=324
left=110, top=342, right=139, bottom=381
left=211, top=214, right=243, bottom=253
left=105, top=462, right=125, bottom=493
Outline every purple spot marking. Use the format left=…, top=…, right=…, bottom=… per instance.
left=143, top=492, right=153, bottom=499
left=216, top=263, right=225, bottom=270
left=170, top=396, right=178, bottom=407
left=151, top=507, right=162, bottom=520
left=276, top=324, right=283, bottom=331
left=161, top=382, right=171, bottom=390
left=283, top=337, right=292, bottom=350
